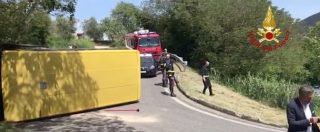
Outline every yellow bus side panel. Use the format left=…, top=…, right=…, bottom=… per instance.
left=1, top=50, right=140, bottom=121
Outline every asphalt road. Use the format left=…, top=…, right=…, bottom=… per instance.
left=14, top=75, right=287, bottom=132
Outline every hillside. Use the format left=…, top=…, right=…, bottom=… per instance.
left=302, top=12, right=320, bottom=26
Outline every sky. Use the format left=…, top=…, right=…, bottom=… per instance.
left=75, top=0, right=142, bottom=32
left=74, top=0, right=320, bottom=32
left=271, top=0, right=320, bottom=20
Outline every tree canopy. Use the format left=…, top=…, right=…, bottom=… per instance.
left=83, top=17, right=103, bottom=41
left=0, top=0, right=77, bottom=45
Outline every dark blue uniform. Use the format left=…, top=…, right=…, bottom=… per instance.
left=201, top=65, right=213, bottom=95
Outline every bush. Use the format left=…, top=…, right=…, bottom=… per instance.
left=71, top=39, right=95, bottom=48
left=47, top=34, right=95, bottom=49
left=46, top=34, right=69, bottom=48
left=109, top=40, right=125, bottom=48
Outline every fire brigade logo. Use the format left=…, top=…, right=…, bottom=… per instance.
left=249, top=6, right=289, bottom=51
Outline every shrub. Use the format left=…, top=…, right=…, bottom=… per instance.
left=46, top=34, right=69, bottom=48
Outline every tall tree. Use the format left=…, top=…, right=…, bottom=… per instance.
left=0, top=0, right=76, bottom=44
left=304, top=22, right=320, bottom=84
left=55, top=16, right=76, bottom=41
left=101, top=2, right=142, bottom=47
left=46, top=16, right=75, bottom=48
left=83, top=17, right=103, bottom=41
left=111, top=2, right=141, bottom=32
left=101, top=17, right=127, bottom=47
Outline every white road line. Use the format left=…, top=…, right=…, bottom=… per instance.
left=172, top=97, right=285, bottom=132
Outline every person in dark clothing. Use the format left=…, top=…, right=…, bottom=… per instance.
left=159, top=52, right=168, bottom=87
left=201, top=60, right=213, bottom=96
left=287, top=85, right=320, bottom=132
left=165, top=53, right=176, bottom=97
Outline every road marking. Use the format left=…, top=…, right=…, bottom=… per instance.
left=100, top=112, right=159, bottom=123
left=172, top=97, right=285, bottom=132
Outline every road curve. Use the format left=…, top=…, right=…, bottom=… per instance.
left=14, top=75, right=287, bottom=132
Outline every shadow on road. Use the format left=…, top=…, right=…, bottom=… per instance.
left=161, top=91, right=170, bottom=96
left=13, top=112, right=143, bottom=132
left=154, top=83, right=163, bottom=87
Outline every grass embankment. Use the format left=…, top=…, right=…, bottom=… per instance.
left=175, top=66, right=287, bottom=126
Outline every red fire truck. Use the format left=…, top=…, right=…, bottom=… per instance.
left=125, top=29, right=162, bottom=62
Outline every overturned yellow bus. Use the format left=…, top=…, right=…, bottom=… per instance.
left=0, top=46, right=140, bottom=122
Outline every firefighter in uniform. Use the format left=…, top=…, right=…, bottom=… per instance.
left=165, top=53, right=176, bottom=97
left=159, top=52, right=168, bottom=87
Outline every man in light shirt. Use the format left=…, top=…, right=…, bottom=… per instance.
left=287, top=86, right=320, bottom=132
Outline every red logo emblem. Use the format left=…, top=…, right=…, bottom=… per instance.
left=249, top=6, right=289, bottom=51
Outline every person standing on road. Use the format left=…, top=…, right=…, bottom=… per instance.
left=201, top=60, right=213, bottom=96
left=165, top=53, right=176, bottom=97
left=287, top=85, right=320, bottom=132
left=159, top=52, right=168, bottom=87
